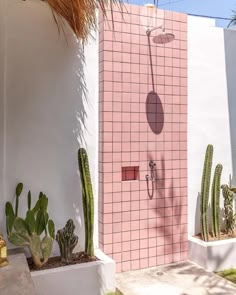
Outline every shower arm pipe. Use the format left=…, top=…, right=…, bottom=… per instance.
left=146, top=25, right=164, bottom=37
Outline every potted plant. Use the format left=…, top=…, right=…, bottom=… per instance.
left=5, top=148, right=116, bottom=295
left=189, top=144, right=236, bottom=271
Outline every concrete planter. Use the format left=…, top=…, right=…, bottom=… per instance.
left=189, top=236, right=236, bottom=271
left=31, top=250, right=116, bottom=295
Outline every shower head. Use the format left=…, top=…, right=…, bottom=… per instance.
left=146, top=25, right=175, bottom=44
left=152, top=33, right=175, bottom=44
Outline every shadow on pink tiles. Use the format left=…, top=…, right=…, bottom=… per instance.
left=146, top=91, right=164, bottom=134
left=145, top=153, right=188, bottom=263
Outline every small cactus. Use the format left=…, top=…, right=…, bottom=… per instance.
left=222, top=182, right=236, bottom=235
left=78, top=148, right=94, bottom=256
left=56, top=219, right=78, bottom=263
left=200, top=145, right=213, bottom=241
left=5, top=183, right=55, bottom=268
left=211, top=164, right=223, bottom=239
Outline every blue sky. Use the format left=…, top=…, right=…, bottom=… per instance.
left=129, top=0, right=236, bottom=27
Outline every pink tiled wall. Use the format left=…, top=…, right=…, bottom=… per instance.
left=98, top=4, right=188, bottom=272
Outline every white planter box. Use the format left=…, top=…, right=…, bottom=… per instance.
left=189, top=236, right=236, bottom=271
left=31, top=249, right=116, bottom=295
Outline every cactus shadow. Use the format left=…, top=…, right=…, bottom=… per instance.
left=195, top=193, right=201, bottom=234
left=74, top=45, right=88, bottom=147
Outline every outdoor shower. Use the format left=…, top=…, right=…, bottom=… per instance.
left=145, top=21, right=175, bottom=198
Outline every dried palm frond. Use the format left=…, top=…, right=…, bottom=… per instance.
left=44, top=0, right=123, bottom=43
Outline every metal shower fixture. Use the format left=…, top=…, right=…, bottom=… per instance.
left=146, top=25, right=165, bottom=37
left=146, top=25, right=175, bottom=44
left=145, top=160, right=157, bottom=182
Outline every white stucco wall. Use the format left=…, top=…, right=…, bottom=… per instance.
left=224, top=29, right=236, bottom=178
left=0, top=0, right=98, bottom=252
left=0, top=0, right=5, bottom=229
left=188, top=16, right=236, bottom=236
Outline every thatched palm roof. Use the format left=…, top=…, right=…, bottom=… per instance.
left=44, top=0, right=121, bottom=42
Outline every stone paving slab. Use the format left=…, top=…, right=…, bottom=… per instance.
left=0, top=251, right=36, bottom=295
left=116, top=260, right=236, bottom=295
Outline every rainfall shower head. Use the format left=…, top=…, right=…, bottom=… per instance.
left=153, top=33, right=175, bottom=44
left=146, top=25, right=175, bottom=44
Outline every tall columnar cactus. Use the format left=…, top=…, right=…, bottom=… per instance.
left=211, top=164, right=223, bottom=239
left=221, top=183, right=236, bottom=235
left=78, top=148, right=94, bottom=257
left=56, top=219, right=78, bottom=263
left=200, top=144, right=213, bottom=241
left=5, top=183, right=55, bottom=268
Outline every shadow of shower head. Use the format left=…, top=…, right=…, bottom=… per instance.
left=146, top=25, right=175, bottom=44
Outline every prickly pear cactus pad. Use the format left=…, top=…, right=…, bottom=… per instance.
left=5, top=183, right=55, bottom=268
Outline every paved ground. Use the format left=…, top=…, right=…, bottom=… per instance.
left=116, top=260, right=236, bottom=295
left=0, top=251, right=36, bottom=295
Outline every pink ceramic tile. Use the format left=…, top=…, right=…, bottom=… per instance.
left=140, top=258, right=149, bottom=269
left=131, top=239, right=140, bottom=250
left=122, top=261, right=131, bottom=272
left=116, top=263, right=122, bottom=273
left=122, top=221, right=131, bottom=232
left=130, top=230, right=139, bottom=241
left=156, top=255, right=165, bottom=266
left=104, top=234, right=113, bottom=244
left=165, top=254, right=173, bottom=264
left=113, top=242, right=122, bottom=253
left=131, top=260, right=140, bottom=270
left=123, top=241, right=131, bottom=251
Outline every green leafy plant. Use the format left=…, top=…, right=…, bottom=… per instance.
left=211, top=164, right=223, bottom=239
left=218, top=268, right=236, bottom=284
left=200, top=144, right=213, bottom=241
left=78, top=148, right=94, bottom=256
left=221, top=175, right=236, bottom=235
left=5, top=183, right=55, bottom=268
left=105, top=291, right=123, bottom=295
left=56, top=219, right=78, bottom=264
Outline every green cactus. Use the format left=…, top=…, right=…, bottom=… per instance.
left=5, top=183, right=55, bottom=268
left=211, top=164, right=223, bottom=239
left=15, top=182, right=23, bottom=217
left=222, top=181, right=236, bottom=235
left=78, top=148, right=94, bottom=257
left=200, top=144, right=213, bottom=241
left=56, top=219, right=78, bottom=263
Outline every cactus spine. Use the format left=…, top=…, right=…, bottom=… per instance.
left=211, top=164, right=223, bottom=239
left=56, top=219, right=78, bottom=263
left=78, top=148, right=94, bottom=256
left=5, top=183, right=55, bottom=268
left=200, top=145, right=213, bottom=241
